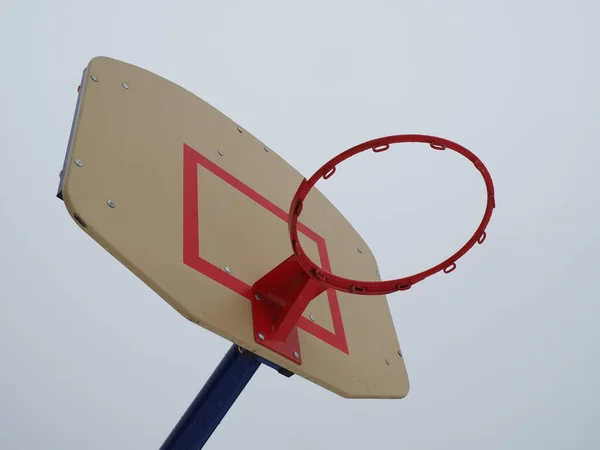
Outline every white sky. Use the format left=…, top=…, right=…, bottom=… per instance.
left=1, top=1, right=599, bottom=449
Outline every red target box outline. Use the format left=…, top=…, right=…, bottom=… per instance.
left=182, top=143, right=349, bottom=354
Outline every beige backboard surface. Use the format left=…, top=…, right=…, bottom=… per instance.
left=59, top=56, right=409, bottom=398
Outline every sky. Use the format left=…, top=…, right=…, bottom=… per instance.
left=1, top=1, right=599, bottom=449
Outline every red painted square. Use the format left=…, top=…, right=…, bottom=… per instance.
left=182, top=144, right=348, bottom=354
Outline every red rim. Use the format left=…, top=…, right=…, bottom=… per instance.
left=288, top=134, right=496, bottom=296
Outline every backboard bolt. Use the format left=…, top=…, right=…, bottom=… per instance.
left=74, top=159, right=84, bottom=167
left=107, top=200, right=116, bottom=208
left=225, top=266, right=232, bottom=274
left=309, top=314, right=315, bottom=322
left=385, top=358, right=390, bottom=366
left=357, top=248, right=363, bottom=253
left=254, top=294, right=261, bottom=301
left=218, top=150, right=224, bottom=156
left=258, top=333, right=265, bottom=340
left=237, top=127, right=243, bottom=133
left=91, top=75, right=98, bottom=82
left=293, top=351, right=299, bottom=358
left=398, top=350, right=402, bottom=357
left=264, top=146, right=269, bottom=152
left=122, top=82, right=129, bottom=89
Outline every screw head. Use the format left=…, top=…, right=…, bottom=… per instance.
left=91, top=75, right=98, bottom=82
left=398, top=350, right=403, bottom=357
left=107, top=200, right=116, bottom=208
left=237, top=127, right=243, bottom=133
left=385, top=358, right=391, bottom=366
left=293, top=351, right=300, bottom=358
left=264, top=146, right=269, bottom=152
left=357, top=248, right=363, bottom=253
left=218, top=150, right=224, bottom=156
left=74, top=159, right=84, bottom=167
left=309, top=314, right=316, bottom=322
left=225, top=266, right=232, bottom=274
left=254, top=294, right=261, bottom=301
left=376, top=270, right=380, bottom=277
left=122, top=82, right=129, bottom=89
left=258, top=333, right=265, bottom=341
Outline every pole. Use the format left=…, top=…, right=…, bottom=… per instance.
left=159, top=344, right=261, bottom=450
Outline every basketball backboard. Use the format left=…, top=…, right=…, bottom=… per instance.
left=58, top=56, right=409, bottom=398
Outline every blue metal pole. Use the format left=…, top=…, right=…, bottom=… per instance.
left=160, top=344, right=261, bottom=450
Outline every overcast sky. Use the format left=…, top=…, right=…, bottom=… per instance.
left=1, top=1, right=599, bottom=449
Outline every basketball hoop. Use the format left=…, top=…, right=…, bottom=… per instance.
left=289, top=134, right=495, bottom=295
left=251, top=134, right=495, bottom=361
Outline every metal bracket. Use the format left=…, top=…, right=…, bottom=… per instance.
left=251, top=255, right=327, bottom=364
